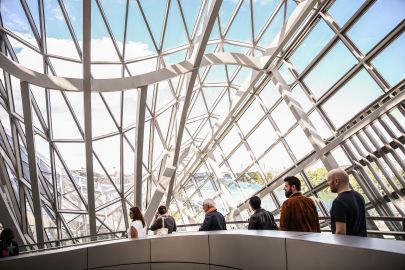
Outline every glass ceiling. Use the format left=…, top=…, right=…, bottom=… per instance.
left=0, top=0, right=404, bottom=246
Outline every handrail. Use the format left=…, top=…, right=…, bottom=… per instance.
left=176, top=216, right=405, bottom=227
left=18, top=215, right=405, bottom=254
left=18, top=231, right=126, bottom=252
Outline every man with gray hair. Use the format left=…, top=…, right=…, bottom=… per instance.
left=199, top=198, right=226, bottom=231
left=327, top=168, right=367, bottom=237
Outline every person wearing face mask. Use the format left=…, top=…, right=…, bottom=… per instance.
left=279, top=176, right=320, bottom=232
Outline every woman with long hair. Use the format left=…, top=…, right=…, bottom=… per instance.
left=127, top=206, right=147, bottom=238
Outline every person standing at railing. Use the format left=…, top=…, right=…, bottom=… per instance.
left=0, top=228, right=19, bottom=258
left=127, top=206, right=147, bottom=238
left=248, top=196, right=278, bottom=230
left=327, top=168, right=367, bottom=237
left=150, top=205, right=177, bottom=235
left=199, top=198, right=226, bottom=231
left=280, top=176, right=320, bottom=232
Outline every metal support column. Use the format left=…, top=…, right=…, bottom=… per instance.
left=165, top=0, right=223, bottom=207
left=134, top=85, right=148, bottom=208
left=20, top=81, right=44, bottom=248
left=83, top=0, right=96, bottom=236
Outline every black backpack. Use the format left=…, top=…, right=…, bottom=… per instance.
left=1, top=240, right=15, bottom=257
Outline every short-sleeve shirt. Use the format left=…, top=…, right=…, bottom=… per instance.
left=127, top=220, right=147, bottom=238
left=330, top=190, right=367, bottom=237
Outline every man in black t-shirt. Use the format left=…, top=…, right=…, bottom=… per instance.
left=327, top=168, right=367, bottom=237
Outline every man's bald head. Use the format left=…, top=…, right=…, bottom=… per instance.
left=327, top=168, right=350, bottom=193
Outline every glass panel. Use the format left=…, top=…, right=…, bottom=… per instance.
left=285, top=126, right=314, bottom=160
left=227, top=145, right=253, bottom=175
left=220, top=126, right=242, bottom=157
left=184, top=178, right=197, bottom=198
left=349, top=174, right=369, bottom=203
left=91, top=64, right=122, bottom=79
left=347, top=0, right=405, bottom=54
left=93, top=135, right=120, bottom=186
left=51, top=91, right=83, bottom=139
left=9, top=37, right=43, bottom=73
left=271, top=100, right=296, bottom=134
left=327, top=0, right=364, bottom=27
left=291, top=84, right=312, bottom=113
left=305, top=160, right=327, bottom=187
left=308, top=110, right=333, bottom=139
left=252, top=0, right=278, bottom=39
left=123, top=89, right=138, bottom=128
left=226, top=0, right=251, bottom=43
left=237, top=99, right=265, bottom=136
left=50, top=58, right=83, bottom=78
left=259, top=143, right=293, bottom=179
left=322, top=69, right=383, bottom=128
left=246, top=118, right=278, bottom=158
left=138, top=0, right=166, bottom=46
left=202, top=87, right=225, bottom=111
left=289, top=19, right=334, bottom=74
left=125, top=1, right=156, bottom=59
left=295, top=173, right=309, bottom=194
left=261, top=194, right=277, bottom=212
left=1, top=1, right=37, bottom=47
left=99, top=0, right=126, bottom=43
left=257, top=4, right=283, bottom=47
left=200, top=180, right=217, bottom=199
left=92, top=93, right=118, bottom=137
left=317, top=186, right=335, bottom=212
left=162, top=0, right=189, bottom=50
left=330, top=146, right=351, bottom=168
left=274, top=183, right=287, bottom=205
left=258, top=81, right=281, bottom=110
left=179, top=0, right=202, bottom=35
left=44, top=0, right=80, bottom=59
left=372, top=33, right=405, bottom=87
left=278, top=64, right=295, bottom=85
left=304, top=41, right=357, bottom=99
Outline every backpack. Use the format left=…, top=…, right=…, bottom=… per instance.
left=1, top=241, right=14, bottom=257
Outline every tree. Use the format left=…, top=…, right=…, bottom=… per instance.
left=306, top=167, right=328, bottom=187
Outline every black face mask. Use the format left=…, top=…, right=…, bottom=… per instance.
left=285, top=189, right=293, bottom=198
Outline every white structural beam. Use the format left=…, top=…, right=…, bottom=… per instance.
left=20, top=81, right=45, bottom=248
left=271, top=70, right=338, bottom=170
left=134, top=86, right=148, bottom=207
left=83, top=0, right=97, bottom=236
left=165, top=0, right=223, bottom=207
left=0, top=51, right=261, bottom=92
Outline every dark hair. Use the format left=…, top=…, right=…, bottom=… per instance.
left=158, top=205, right=167, bottom=215
left=0, top=228, right=15, bottom=242
left=130, top=206, right=146, bottom=227
left=284, top=176, right=301, bottom=191
left=249, top=196, right=261, bottom=210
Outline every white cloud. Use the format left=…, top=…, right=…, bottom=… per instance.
left=9, top=13, right=30, bottom=32
left=53, top=6, right=64, bottom=21
left=6, top=33, right=157, bottom=172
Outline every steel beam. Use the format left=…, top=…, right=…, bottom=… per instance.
left=165, top=0, right=223, bottom=207
left=134, top=86, right=148, bottom=208
left=83, top=0, right=96, bottom=236
left=20, top=81, right=45, bottom=248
